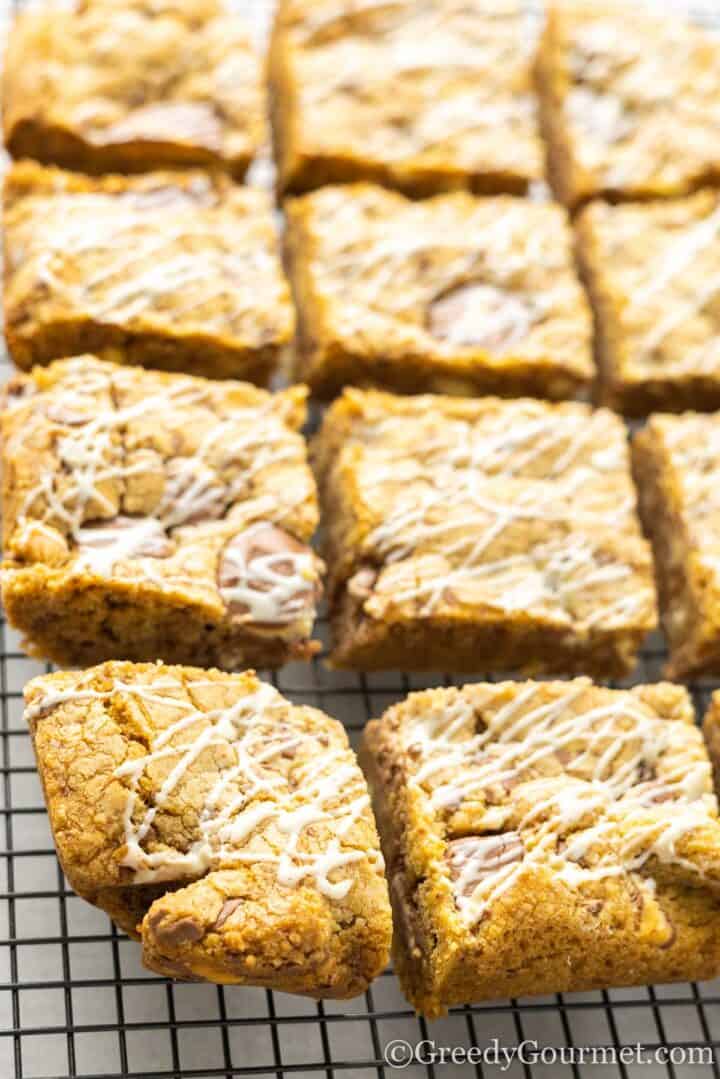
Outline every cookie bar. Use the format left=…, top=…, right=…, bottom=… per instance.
left=537, top=6, right=720, bottom=209
left=363, top=679, right=720, bottom=1015
left=633, top=412, right=720, bottom=679
left=314, top=389, right=656, bottom=676
left=25, top=663, right=391, bottom=995
left=2, top=0, right=263, bottom=178
left=3, top=161, right=293, bottom=381
left=1, top=355, right=322, bottom=669
left=270, top=0, right=544, bottom=198
left=285, top=184, right=593, bottom=399
left=576, top=193, right=720, bottom=416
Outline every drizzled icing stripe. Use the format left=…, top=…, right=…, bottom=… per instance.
left=403, top=681, right=716, bottom=925
left=28, top=674, right=375, bottom=900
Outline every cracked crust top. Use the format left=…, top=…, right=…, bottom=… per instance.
left=2, top=0, right=264, bottom=177
left=1, top=355, right=321, bottom=658
left=363, top=678, right=720, bottom=1014
left=25, top=662, right=391, bottom=995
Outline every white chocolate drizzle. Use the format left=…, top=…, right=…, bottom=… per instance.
left=28, top=673, right=376, bottom=899
left=403, top=681, right=718, bottom=925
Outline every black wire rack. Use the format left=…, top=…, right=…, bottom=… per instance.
left=4, top=0, right=720, bottom=1076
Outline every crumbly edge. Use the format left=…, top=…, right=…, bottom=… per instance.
left=632, top=424, right=720, bottom=678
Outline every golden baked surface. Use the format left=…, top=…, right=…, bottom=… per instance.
left=1, top=355, right=321, bottom=669
left=270, top=0, right=544, bottom=196
left=363, top=678, right=720, bottom=1016
left=3, top=162, right=294, bottom=380
left=577, top=192, right=720, bottom=415
left=2, top=0, right=264, bottom=177
left=286, top=183, right=593, bottom=398
left=537, top=6, right=720, bottom=207
left=633, top=412, right=720, bottom=679
left=314, top=389, right=656, bottom=676
left=25, top=662, right=391, bottom=994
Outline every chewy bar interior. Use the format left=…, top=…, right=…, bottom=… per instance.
left=363, top=678, right=720, bottom=1017
left=270, top=0, right=544, bottom=197
left=285, top=183, right=593, bottom=400
left=2, top=0, right=264, bottom=178
left=313, top=388, right=657, bottom=677
left=537, top=5, right=720, bottom=209
left=25, top=663, right=392, bottom=995
left=0, top=356, right=322, bottom=669
left=3, top=161, right=294, bottom=381
left=633, top=411, right=720, bottom=679
left=576, top=192, right=720, bottom=416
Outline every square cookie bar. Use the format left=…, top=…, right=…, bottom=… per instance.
left=576, top=193, right=720, bottom=416
left=537, top=6, right=720, bottom=208
left=270, top=0, right=544, bottom=197
left=363, top=679, right=720, bottom=1015
left=633, top=412, right=720, bottom=679
left=3, top=162, right=294, bottom=381
left=2, top=0, right=263, bottom=177
left=314, top=389, right=656, bottom=676
left=285, top=184, right=593, bottom=399
left=26, top=663, right=391, bottom=994
left=1, top=356, right=322, bottom=669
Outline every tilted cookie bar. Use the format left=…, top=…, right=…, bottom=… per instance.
left=363, top=679, right=720, bottom=1016
left=1, top=356, right=322, bottom=669
left=26, top=663, right=391, bottom=996
left=314, top=389, right=656, bottom=677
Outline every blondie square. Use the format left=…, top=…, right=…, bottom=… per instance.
left=576, top=193, right=720, bottom=415
left=633, top=412, right=720, bottom=679
left=3, top=161, right=294, bottom=381
left=270, top=0, right=544, bottom=198
left=1, top=356, right=322, bottom=669
left=314, top=389, right=656, bottom=677
left=537, top=6, right=720, bottom=209
left=3, top=0, right=264, bottom=178
left=25, top=663, right=391, bottom=994
left=363, top=679, right=720, bottom=1015
left=285, top=184, right=593, bottom=399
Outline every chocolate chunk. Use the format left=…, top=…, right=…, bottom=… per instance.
left=214, top=898, right=243, bottom=930
left=147, top=910, right=204, bottom=946
left=447, top=833, right=524, bottom=897
left=218, top=522, right=318, bottom=626
left=76, top=516, right=173, bottom=559
left=428, top=283, right=536, bottom=352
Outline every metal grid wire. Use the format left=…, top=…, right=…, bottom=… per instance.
left=4, top=1, right=720, bottom=1077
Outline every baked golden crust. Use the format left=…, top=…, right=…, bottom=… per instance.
left=314, top=388, right=656, bottom=676
left=3, top=161, right=294, bottom=380
left=633, top=412, right=720, bottom=679
left=363, top=679, right=720, bottom=1016
left=285, top=183, right=593, bottom=399
left=25, top=662, right=391, bottom=996
left=576, top=193, right=720, bottom=416
left=2, top=0, right=264, bottom=177
left=537, top=6, right=720, bottom=209
left=270, top=0, right=544, bottom=198
left=1, top=356, right=322, bottom=669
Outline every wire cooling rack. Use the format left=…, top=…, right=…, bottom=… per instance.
left=4, top=1, right=720, bottom=1077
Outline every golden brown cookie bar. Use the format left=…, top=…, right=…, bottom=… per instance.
left=537, top=6, right=720, bottom=209
left=26, top=662, right=391, bottom=995
left=270, top=0, right=544, bottom=198
left=576, top=193, right=720, bottom=416
left=363, top=678, right=720, bottom=1016
left=1, top=356, right=322, bottom=669
left=3, top=162, right=294, bottom=381
left=285, top=184, right=593, bottom=399
left=633, top=412, right=720, bottom=679
left=314, top=389, right=656, bottom=677
left=2, top=0, right=263, bottom=178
